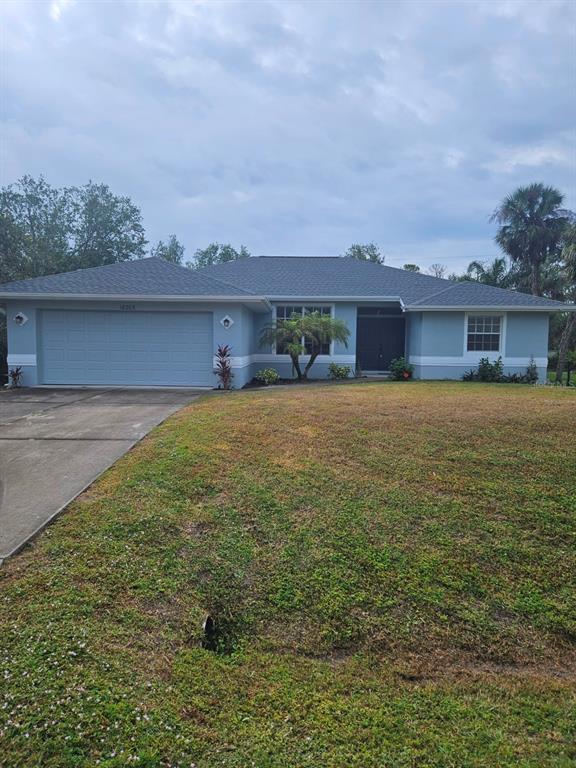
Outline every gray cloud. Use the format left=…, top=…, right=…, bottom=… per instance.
left=1, top=0, right=574, bottom=271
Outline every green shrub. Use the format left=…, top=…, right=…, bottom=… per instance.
left=255, top=368, right=280, bottom=385
left=328, top=363, right=351, bottom=380
left=389, top=357, right=414, bottom=381
left=478, top=356, right=503, bottom=382
left=501, top=373, right=524, bottom=383
left=463, top=356, right=539, bottom=384
left=525, top=356, right=539, bottom=384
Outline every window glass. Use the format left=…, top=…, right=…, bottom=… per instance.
left=467, top=315, right=501, bottom=352
left=276, top=306, right=303, bottom=321
left=304, top=306, right=331, bottom=316
left=276, top=305, right=331, bottom=355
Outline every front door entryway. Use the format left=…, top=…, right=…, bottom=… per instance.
left=356, top=307, right=406, bottom=372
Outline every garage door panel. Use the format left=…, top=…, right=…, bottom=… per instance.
left=40, top=310, right=214, bottom=386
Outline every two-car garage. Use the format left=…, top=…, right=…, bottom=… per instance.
left=38, top=309, right=214, bottom=387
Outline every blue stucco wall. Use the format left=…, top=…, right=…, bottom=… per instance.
left=5, top=299, right=552, bottom=387
left=407, top=311, right=550, bottom=381
left=406, top=312, right=422, bottom=357
left=419, top=311, right=465, bottom=355
left=5, top=302, right=40, bottom=385
left=252, top=310, right=272, bottom=354
left=505, top=313, right=549, bottom=358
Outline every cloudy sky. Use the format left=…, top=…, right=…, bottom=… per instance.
left=1, top=0, right=575, bottom=272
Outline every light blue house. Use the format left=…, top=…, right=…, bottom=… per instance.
left=1, top=256, right=573, bottom=387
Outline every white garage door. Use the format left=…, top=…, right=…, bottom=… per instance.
left=39, top=309, right=214, bottom=386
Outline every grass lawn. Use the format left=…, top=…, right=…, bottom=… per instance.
left=1, top=381, right=575, bottom=767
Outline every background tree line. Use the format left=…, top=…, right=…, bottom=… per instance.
left=0, top=175, right=254, bottom=283
left=1, top=177, right=574, bottom=383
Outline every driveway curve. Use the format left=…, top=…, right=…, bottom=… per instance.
left=0, top=388, right=202, bottom=561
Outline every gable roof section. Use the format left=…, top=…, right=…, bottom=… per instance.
left=0, top=257, right=255, bottom=298
left=199, top=256, right=570, bottom=309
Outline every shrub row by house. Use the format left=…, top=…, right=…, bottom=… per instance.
left=463, top=356, right=539, bottom=384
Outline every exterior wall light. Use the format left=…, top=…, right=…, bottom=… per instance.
left=14, top=312, right=28, bottom=326
left=220, top=315, right=234, bottom=329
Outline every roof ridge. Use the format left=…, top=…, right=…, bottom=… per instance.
left=150, top=257, right=257, bottom=295
left=410, top=281, right=462, bottom=305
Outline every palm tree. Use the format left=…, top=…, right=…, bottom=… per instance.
left=465, top=257, right=515, bottom=288
left=491, top=183, right=570, bottom=296
left=555, top=223, right=576, bottom=382
left=260, top=312, right=350, bottom=380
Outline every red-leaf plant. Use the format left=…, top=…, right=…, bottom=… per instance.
left=215, top=345, right=234, bottom=390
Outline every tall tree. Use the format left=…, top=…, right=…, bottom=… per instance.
left=342, top=243, right=384, bottom=264
left=403, top=263, right=420, bottom=272
left=71, top=182, right=147, bottom=269
left=0, top=176, right=72, bottom=282
left=150, top=234, right=185, bottom=264
left=191, top=242, right=250, bottom=269
left=0, top=176, right=147, bottom=283
left=555, top=223, right=576, bottom=382
left=491, top=183, right=570, bottom=296
left=427, top=263, right=447, bottom=278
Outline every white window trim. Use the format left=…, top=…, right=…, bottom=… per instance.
left=272, top=303, right=335, bottom=356
left=463, top=312, right=507, bottom=360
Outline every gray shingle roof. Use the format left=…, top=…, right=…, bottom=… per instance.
left=0, top=255, right=570, bottom=309
left=408, top=279, right=568, bottom=308
left=200, top=256, right=568, bottom=308
left=200, top=256, right=455, bottom=301
left=0, top=257, right=253, bottom=297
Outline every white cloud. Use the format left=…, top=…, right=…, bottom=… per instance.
left=49, top=0, right=73, bottom=22
left=477, top=0, right=575, bottom=33
left=0, top=0, right=574, bottom=266
left=484, top=139, right=575, bottom=174
left=443, top=150, right=465, bottom=169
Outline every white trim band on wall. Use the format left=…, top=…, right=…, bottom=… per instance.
left=409, top=355, right=548, bottom=367
left=254, top=354, right=356, bottom=364
left=214, top=354, right=357, bottom=370
left=7, top=354, right=37, bottom=366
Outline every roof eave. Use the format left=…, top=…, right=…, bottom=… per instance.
left=0, top=292, right=270, bottom=307
left=267, top=295, right=405, bottom=305
left=404, top=304, right=574, bottom=312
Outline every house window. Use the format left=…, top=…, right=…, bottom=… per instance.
left=275, top=305, right=332, bottom=355
left=467, top=315, right=501, bottom=352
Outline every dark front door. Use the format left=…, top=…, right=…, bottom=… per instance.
left=356, top=315, right=405, bottom=372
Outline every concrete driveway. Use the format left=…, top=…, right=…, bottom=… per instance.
left=0, top=388, right=202, bottom=561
